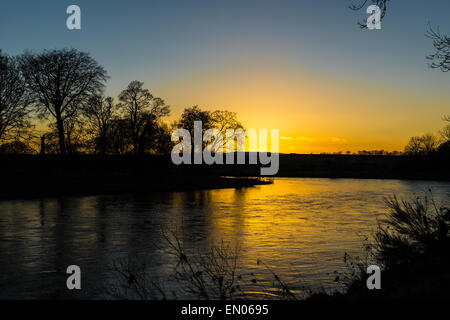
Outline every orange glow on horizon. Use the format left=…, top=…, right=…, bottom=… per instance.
left=111, top=58, right=449, bottom=154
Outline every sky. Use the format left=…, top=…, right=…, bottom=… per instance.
left=1, top=0, right=450, bottom=153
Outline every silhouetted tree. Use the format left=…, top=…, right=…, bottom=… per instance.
left=151, top=121, right=173, bottom=155
left=210, top=110, right=244, bottom=150
left=426, top=25, right=450, bottom=72
left=38, top=131, right=59, bottom=155
left=63, top=115, right=85, bottom=154
left=177, top=106, right=213, bottom=151
left=404, top=133, right=439, bottom=155
left=19, top=48, right=108, bottom=155
left=178, top=105, right=212, bottom=130
left=117, top=81, right=170, bottom=154
left=422, top=133, right=440, bottom=153
left=109, top=118, right=133, bottom=155
left=210, top=110, right=244, bottom=133
left=0, top=50, right=32, bottom=142
left=404, top=136, right=423, bottom=155
left=177, top=106, right=245, bottom=151
left=0, top=140, right=35, bottom=154
left=82, top=95, right=115, bottom=154
left=440, top=124, right=450, bottom=142
left=41, top=116, right=85, bottom=155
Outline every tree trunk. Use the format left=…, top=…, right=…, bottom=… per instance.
left=40, top=135, right=46, bottom=155
left=56, top=113, right=66, bottom=155
left=100, top=133, right=107, bottom=155
left=132, top=131, right=139, bottom=155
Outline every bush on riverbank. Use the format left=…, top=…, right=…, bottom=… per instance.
left=331, top=193, right=450, bottom=299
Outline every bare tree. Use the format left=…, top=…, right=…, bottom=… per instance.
left=151, top=121, right=173, bottom=155
left=40, top=114, right=85, bottom=155
left=439, top=125, right=450, bottom=142
left=404, top=136, right=423, bottom=155
left=426, top=25, right=450, bottom=72
left=210, top=110, right=243, bottom=134
left=210, top=110, right=244, bottom=151
left=0, top=50, right=32, bottom=142
left=421, top=133, right=440, bottom=153
left=19, top=48, right=108, bottom=155
left=109, top=117, right=133, bottom=155
left=82, top=95, right=115, bottom=154
left=178, top=106, right=212, bottom=133
left=177, top=107, right=245, bottom=152
left=404, top=133, right=439, bottom=155
left=118, top=81, right=170, bottom=154
left=437, top=115, right=450, bottom=142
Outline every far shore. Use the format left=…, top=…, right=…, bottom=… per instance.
left=0, top=153, right=448, bottom=200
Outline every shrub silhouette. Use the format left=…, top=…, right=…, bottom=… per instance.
left=343, top=194, right=450, bottom=298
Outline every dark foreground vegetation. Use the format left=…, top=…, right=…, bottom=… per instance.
left=326, top=194, right=450, bottom=300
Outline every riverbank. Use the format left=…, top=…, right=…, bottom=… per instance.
left=0, top=155, right=271, bottom=200
left=0, top=153, right=448, bottom=199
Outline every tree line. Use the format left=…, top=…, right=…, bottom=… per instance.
left=404, top=117, right=450, bottom=155
left=0, top=48, right=242, bottom=155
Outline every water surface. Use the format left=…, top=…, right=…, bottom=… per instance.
left=1, top=178, right=449, bottom=299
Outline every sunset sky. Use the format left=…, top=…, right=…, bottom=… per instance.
left=1, top=0, right=450, bottom=153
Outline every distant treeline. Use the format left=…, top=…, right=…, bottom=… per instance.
left=320, top=150, right=402, bottom=156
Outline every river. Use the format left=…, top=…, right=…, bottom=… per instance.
left=1, top=178, right=449, bottom=299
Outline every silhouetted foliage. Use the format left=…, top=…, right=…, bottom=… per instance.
left=108, top=118, right=133, bottom=155
left=343, top=194, right=450, bottom=298
left=0, top=140, right=35, bottom=154
left=356, top=150, right=400, bottom=156
left=426, top=24, right=450, bottom=72
left=0, top=50, right=32, bottom=142
left=81, top=95, right=116, bottom=154
left=404, top=133, right=440, bottom=155
left=210, top=110, right=245, bottom=150
left=148, top=121, right=173, bottom=155
left=117, top=81, right=170, bottom=154
left=19, top=48, right=108, bottom=155
left=177, top=106, right=244, bottom=151
left=178, top=105, right=212, bottom=134
left=40, top=114, right=85, bottom=155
